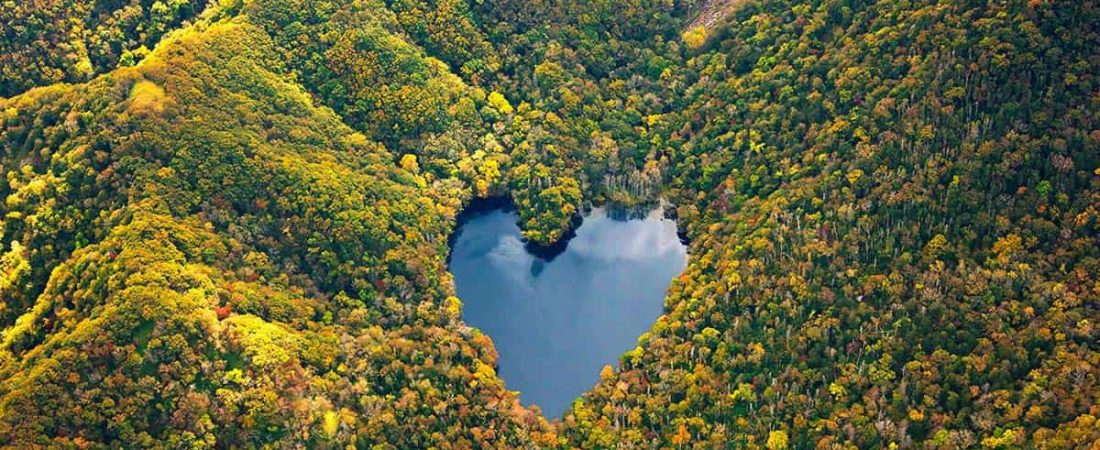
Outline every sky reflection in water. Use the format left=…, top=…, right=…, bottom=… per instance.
left=449, top=207, right=687, bottom=418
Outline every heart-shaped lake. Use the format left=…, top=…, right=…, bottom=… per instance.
left=448, top=204, right=688, bottom=418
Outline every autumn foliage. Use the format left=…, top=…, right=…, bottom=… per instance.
left=1, top=0, right=1098, bottom=448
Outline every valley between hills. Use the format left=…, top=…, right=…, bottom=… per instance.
left=0, top=0, right=1098, bottom=448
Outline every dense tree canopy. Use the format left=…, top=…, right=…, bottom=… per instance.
left=1, top=0, right=1097, bottom=447
left=0, top=0, right=211, bottom=97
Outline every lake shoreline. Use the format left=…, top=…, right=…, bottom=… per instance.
left=449, top=196, right=690, bottom=264
left=448, top=201, right=689, bottom=418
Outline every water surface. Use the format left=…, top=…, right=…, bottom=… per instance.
left=449, top=205, right=687, bottom=418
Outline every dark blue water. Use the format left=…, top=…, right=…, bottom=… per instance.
left=449, top=206, right=687, bottom=418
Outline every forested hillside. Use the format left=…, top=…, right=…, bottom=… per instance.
left=1, top=0, right=1097, bottom=448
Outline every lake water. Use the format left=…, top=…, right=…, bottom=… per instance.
left=448, top=205, right=688, bottom=418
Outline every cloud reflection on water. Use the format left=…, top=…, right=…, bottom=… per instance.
left=450, top=206, right=687, bottom=419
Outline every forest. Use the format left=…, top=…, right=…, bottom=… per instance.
left=0, top=0, right=1097, bottom=448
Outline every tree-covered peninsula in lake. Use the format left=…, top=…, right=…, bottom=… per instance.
left=0, top=0, right=1097, bottom=447
left=450, top=206, right=686, bottom=418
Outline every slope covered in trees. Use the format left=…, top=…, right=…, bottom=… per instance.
left=0, top=0, right=212, bottom=97
left=560, top=1, right=1100, bottom=448
left=1, top=0, right=1097, bottom=448
left=0, top=13, right=553, bottom=448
